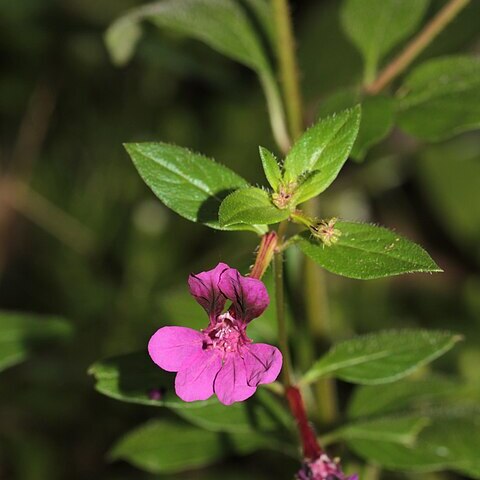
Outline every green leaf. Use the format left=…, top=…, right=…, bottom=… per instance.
left=0, top=311, right=72, bottom=372
left=124, top=143, right=265, bottom=233
left=341, top=0, right=430, bottom=82
left=259, top=146, right=281, bottom=191
left=106, top=0, right=267, bottom=71
left=348, top=376, right=470, bottom=419
left=319, top=89, right=394, bottom=161
left=352, top=95, right=394, bottom=160
left=417, top=136, right=480, bottom=261
left=104, top=17, right=143, bottom=66
left=398, top=55, right=480, bottom=141
left=282, top=106, right=361, bottom=199
left=89, top=351, right=215, bottom=408
left=109, top=419, right=269, bottom=474
left=301, top=329, right=461, bottom=386
left=175, top=389, right=293, bottom=434
left=347, top=409, right=480, bottom=476
left=297, top=221, right=441, bottom=279
left=219, top=187, right=290, bottom=227
left=326, top=415, right=429, bottom=446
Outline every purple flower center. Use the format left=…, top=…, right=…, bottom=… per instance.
left=203, top=312, right=250, bottom=353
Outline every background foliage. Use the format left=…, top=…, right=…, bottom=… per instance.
left=1, top=0, right=480, bottom=479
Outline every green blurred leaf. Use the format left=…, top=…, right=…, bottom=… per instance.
left=104, top=17, right=142, bottom=66
left=259, top=146, right=281, bottom=191
left=106, top=0, right=268, bottom=71
left=297, top=221, right=441, bottom=279
left=89, top=351, right=215, bottom=408
left=219, top=187, right=290, bottom=227
left=417, top=135, right=480, bottom=261
left=348, top=377, right=470, bottom=419
left=283, top=106, right=361, bottom=201
left=327, top=414, right=429, bottom=446
left=301, top=329, right=461, bottom=386
left=341, top=0, right=430, bottom=82
left=175, top=388, right=293, bottom=434
left=124, top=143, right=266, bottom=233
left=347, top=409, right=480, bottom=476
left=318, top=89, right=394, bottom=161
left=0, top=311, right=72, bottom=372
left=351, top=95, right=393, bottom=160
left=398, top=55, right=480, bottom=141
left=109, top=419, right=270, bottom=474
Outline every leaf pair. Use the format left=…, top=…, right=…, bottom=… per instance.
left=125, top=105, right=362, bottom=234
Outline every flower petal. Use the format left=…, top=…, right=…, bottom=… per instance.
left=218, top=268, right=269, bottom=323
left=148, top=326, right=204, bottom=372
left=214, top=354, right=257, bottom=405
left=175, top=349, right=222, bottom=402
left=243, top=343, right=282, bottom=386
left=188, top=262, right=229, bottom=320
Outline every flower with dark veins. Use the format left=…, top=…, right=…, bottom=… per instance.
left=296, top=454, right=358, bottom=480
left=148, top=263, right=283, bottom=405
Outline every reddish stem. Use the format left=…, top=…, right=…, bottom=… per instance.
left=250, top=231, right=278, bottom=280
left=286, top=386, right=322, bottom=460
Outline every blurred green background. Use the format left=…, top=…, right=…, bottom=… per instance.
left=1, top=0, right=479, bottom=479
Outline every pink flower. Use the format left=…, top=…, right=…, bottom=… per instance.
left=148, top=263, right=283, bottom=406
left=296, top=454, right=358, bottom=480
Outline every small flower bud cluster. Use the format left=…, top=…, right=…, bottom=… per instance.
left=272, top=181, right=298, bottom=209
left=309, top=217, right=341, bottom=247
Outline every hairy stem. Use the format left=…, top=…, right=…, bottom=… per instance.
left=271, top=0, right=335, bottom=447
left=272, top=0, right=303, bottom=143
left=365, top=0, right=471, bottom=94
left=303, top=200, right=338, bottom=425
left=274, top=220, right=293, bottom=387
left=250, top=231, right=277, bottom=279
left=286, top=386, right=323, bottom=460
left=275, top=222, right=322, bottom=457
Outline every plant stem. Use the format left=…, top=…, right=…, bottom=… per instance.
left=364, top=464, right=381, bottom=480
left=275, top=221, right=323, bottom=459
left=274, top=220, right=293, bottom=387
left=271, top=0, right=337, bottom=434
left=286, top=385, right=322, bottom=460
left=365, top=0, right=471, bottom=95
left=259, top=72, right=292, bottom=154
left=303, top=200, right=338, bottom=425
left=272, top=0, right=303, bottom=143
left=250, top=231, right=277, bottom=279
